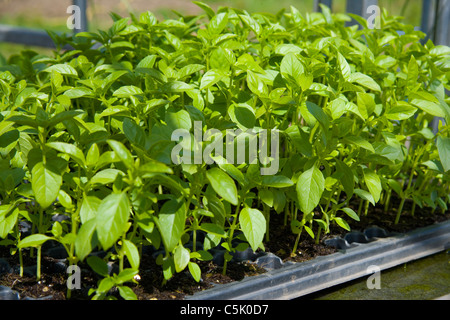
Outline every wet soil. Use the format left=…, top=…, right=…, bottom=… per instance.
left=0, top=196, right=449, bottom=300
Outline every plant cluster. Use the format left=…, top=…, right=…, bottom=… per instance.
left=0, top=2, right=449, bottom=299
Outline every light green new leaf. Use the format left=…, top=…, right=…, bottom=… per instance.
left=31, top=162, right=62, bottom=209
left=118, top=286, right=138, bottom=300
left=334, top=217, right=350, bottom=231
left=174, top=245, right=190, bottom=273
left=363, top=168, right=382, bottom=203
left=296, top=165, right=325, bottom=214
left=188, top=261, right=201, bottom=282
left=113, top=85, right=144, bottom=98
left=206, top=167, right=238, bottom=205
left=239, top=207, right=266, bottom=252
left=44, top=64, right=78, bottom=77
left=18, top=234, right=53, bottom=248
left=96, top=192, right=130, bottom=250
left=341, top=207, right=360, bottom=221
left=123, top=239, right=140, bottom=270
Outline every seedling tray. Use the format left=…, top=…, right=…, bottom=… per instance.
left=186, top=220, right=450, bottom=300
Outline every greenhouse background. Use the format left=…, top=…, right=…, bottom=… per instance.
left=0, top=0, right=449, bottom=53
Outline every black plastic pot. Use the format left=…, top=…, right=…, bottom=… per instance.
left=186, top=220, right=450, bottom=300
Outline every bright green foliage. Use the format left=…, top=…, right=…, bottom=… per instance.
left=0, top=2, right=449, bottom=299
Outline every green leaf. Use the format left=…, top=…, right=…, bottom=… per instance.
left=161, top=81, right=194, bottom=93
left=200, top=223, right=226, bottom=237
left=188, top=261, right=201, bottom=282
left=107, top=139, right=134, bottom=169
left=247, top=70, right=268, bottom=97
left=335, top=159, right=354, bottom=198
left=341, top=207, right=360, bottom=221
left=123, top=118, right=146, bottom=148
left=80, top=196, right=102, bottom=224
left=165, top=109, right=192, bottom=131
left=18, top=234, right=53, bottom=248
left=410, top=92, right=446, bottom=117
left=239, top=207, right=266, bottom=252
left=75, top=219, right=97, bottom=261
left=174, top=245, right=190, bottom=273
left=86, top=143, right=100, bottom=168
left=356, top=92, right=376, bottom=119
left=64, top=87, right=93, bottom=99
left=354, top=188, right=375, bottom=206
left=437, top=136, right=450, bottom=172
left=87, top=256, right=109, bottom=277
left=209, top=12, right=229, bottom=34
left=200, top=69, right=224, bottom=90
left=113, top=85, right=144, bottom=98
left=337, top=52, right=351, bottom=81
left=122, top=239, right=140, bottom=270
left=193, top=1, right=215, bottom=19
left=363, top=168, right=382, bottom=203
left=260, top=175, right=293, bottom=188
left=385, top=101, right=417, bottom=120
left=44, top=64, right=78, bottom=77
left=296, top=165, right=325, bottom=214
left=0, top=206, right=19, bottom=239
left=228, top=103, right=256, bottom=129
left=285, top=125, right=313, bottom=157
left=46, top=142, right=86, bottom=168
left=31, top=161, right=62, bottom=209
left=118, top=285, right=138, bottom=300
left=406, top=55, right=419, bottom=92
left=280, top=52, right=304, bottom=88
left=334, top=217, right=350, bottom=231
left=306, top=101, right=330, bottom=129
left=348, top=72, right=381, bottom=92
left=344, top=136, right=375, bottom=153
left=155, top=199, right=186, bottom=253
left=96, top=192, right=130, bottom=250
left=206, top=167, right=238, bottom=205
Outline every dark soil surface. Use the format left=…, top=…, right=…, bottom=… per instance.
left=1, top=196, right=449, bottom=300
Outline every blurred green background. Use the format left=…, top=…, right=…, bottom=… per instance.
left=0, top=0, right=422, bottom=59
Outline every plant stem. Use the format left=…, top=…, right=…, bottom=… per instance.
left=291, top=225, right=303, bottom=256
left=222, top=201, right=242, bottom=276
left=36, top=246, right=42, bottom=281
left=315, top=226, right=322, bottom=245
